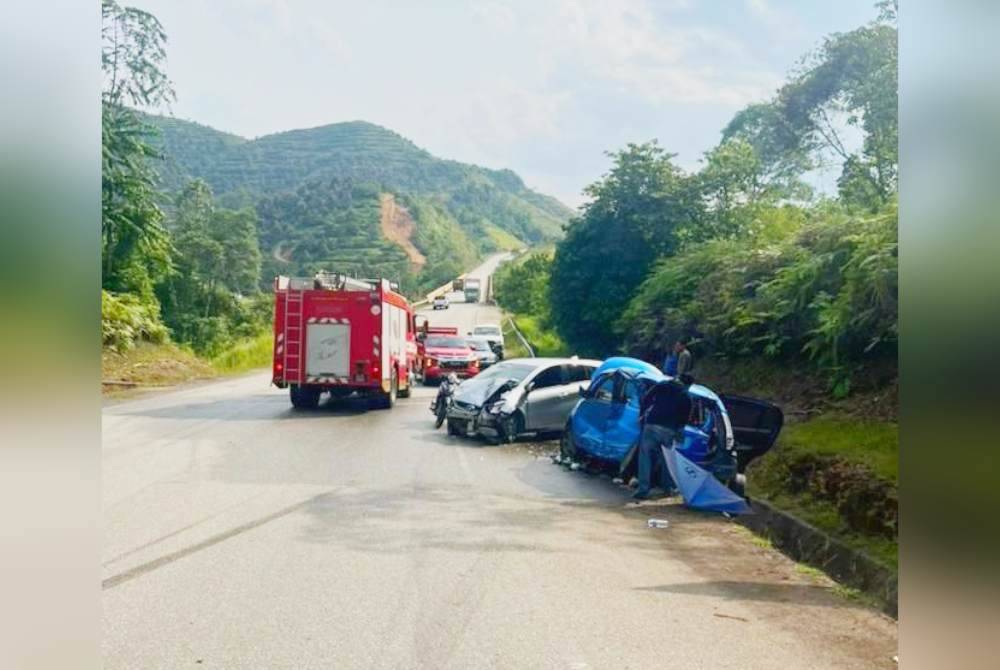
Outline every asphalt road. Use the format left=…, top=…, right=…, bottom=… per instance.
left=103, top=254, right=897, bottom=669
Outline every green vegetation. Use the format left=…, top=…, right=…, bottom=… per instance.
left=211, top=332, right=273, bottom=374
left=484, top=224, right=525, bottom=251
left=101, top=0, right=571, bottom=384
left=146, top=113, right=570, bottom=282
left=512, top=315, right=568, bottom=358
left=493, top=251, right=569, bottom=357
left=750, top=414, right=898, bottom=568
left=102, top=341, right=215, bottom=390
left=494, top=5, right=898, bottom=571
left=619, top=204, right=897, bottom=395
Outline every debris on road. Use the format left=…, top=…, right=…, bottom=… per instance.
left=612, top=477, right=624, bottom=485
left=570, top=462, right=582, bottom=471
left=647, top=518, right=670, bottom=529
left=713, top=613, right=749, bottom=623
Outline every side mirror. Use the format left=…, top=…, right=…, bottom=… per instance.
left=467, top=331, right=472, bottom=335
left=578, top=385, right=587, bottom=398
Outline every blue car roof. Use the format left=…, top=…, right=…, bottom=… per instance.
left=593, top=357, right=725, bottom=410
left=591, top=356, right=661, bottom=379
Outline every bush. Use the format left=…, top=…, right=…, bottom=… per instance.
left=212, top=332, right=272, bottom=373
left=514, top=315, right=568, bottom=357
left=618, top=203, right=897, bottom=391
left=102, top=290, right=168, bottom=352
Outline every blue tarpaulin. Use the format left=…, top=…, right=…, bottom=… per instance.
left=662, top=445, right=751, bottom=515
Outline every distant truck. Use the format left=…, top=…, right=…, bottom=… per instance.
left=463, top=277, right=481, bottom=303
left=272, top=272, right=417, bottom=409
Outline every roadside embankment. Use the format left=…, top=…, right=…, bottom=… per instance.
left=102, top=332, right=272, bottom=396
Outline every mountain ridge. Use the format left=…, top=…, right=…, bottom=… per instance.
left=147, top=114, right=572, bottom=293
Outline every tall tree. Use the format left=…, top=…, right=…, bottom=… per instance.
left=723, top=9, right=897, bottom=210
left=549, top=143, right=702, bottom=355
left=101, top=0, right=174, bottom=293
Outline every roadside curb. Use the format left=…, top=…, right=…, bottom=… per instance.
left=738, top=498, right=898, bottom=618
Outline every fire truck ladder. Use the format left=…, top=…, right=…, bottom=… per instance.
left=284, top=289, right=304, bottom=384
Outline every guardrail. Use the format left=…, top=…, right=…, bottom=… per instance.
left=505, top=316, right=535, bottom=357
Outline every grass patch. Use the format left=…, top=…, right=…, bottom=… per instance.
left=212, top=332, right=272, bottom=374
left=484, top=224, right=526, bottom=251
left=750, top=413, right=899, bottom=570
left=513, top=314, right=569, bottom=357
left=780, top=417, right=898, bottom=483
left=762, top=489, right=898, bottom=568
left=102, top=332, right=273, bottom=396
left=502, top=318, right=531, bottom=359
left=102, top=341, right=215, bottom=392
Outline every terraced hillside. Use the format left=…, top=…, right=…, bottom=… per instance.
left=148, top=115, right=572, bottom=293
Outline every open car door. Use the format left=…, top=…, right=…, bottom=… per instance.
left=720, top=394, right=784, bottom=472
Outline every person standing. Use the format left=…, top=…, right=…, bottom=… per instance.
left=675, top=336, right=694, bottom=384
left=633, top=378, right=692, bottom=500
left=661, top=347, right=678, bottom=376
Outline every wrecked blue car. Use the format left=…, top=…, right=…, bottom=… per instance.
left=559, top=359, right=783, bottom=496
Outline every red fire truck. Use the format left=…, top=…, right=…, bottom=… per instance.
left=272, top=272, right=417, bottom=409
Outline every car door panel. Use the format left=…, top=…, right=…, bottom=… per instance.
left=523, top=365, right=565, bottom=430
left=599, top=378, right=643, bottom=462
left=572, top=375, right=615, bottom=456
left=719, top=393, right=784, bottom=471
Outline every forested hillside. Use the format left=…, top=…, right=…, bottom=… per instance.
left=101, top=0, right=571, bottom=374
left=493, top=4, right=899, bottom=566
left=148, top=114, right=569, bottom=286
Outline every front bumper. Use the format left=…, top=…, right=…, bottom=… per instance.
left=446, top=402, right=509, bottom=438
left=425, top=364, right=479, bottom=380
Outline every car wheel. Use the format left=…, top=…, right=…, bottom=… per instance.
left=370, top=372, right=397, bottom=410
left=559, top=421, right=578, bottom=461
left=501, top=412, right=524, bottom=444
left=729, top=473, right=747, bottom=498
left=398, top=366, right=412, bottom=398
left=290, top=384, right=321, bottom=409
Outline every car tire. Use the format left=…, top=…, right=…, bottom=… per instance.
left=371, top=373, right=397, bottom=410
left=559, top=421, right=578, bottom=461
left=398, top=366, right=412, bottom=398
left=290, top=384, right=321, bottom=409
left=502, top=412, right=524, bottom=444
left=729, top=473, right=747, bottom=498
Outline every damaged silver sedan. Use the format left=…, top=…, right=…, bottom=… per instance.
left=445, top=357, right=601, bottom=442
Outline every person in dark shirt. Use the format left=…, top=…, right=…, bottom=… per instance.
left=633, top=378, right=692, bottom=500
left=675, top=336, right=693, bottom=382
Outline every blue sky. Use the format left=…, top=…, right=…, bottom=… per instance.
left=133, top=0, right=878, bottom=207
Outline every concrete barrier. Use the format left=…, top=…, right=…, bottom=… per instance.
left=738, top=498, right=898, bottom=617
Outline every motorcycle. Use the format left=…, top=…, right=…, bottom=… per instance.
left=430, top=373, right=460, bottom=429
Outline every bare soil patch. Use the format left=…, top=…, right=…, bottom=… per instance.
left=380, top=193, right=426, bottom=270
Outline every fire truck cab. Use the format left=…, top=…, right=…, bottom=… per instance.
left=273, top=272, right=417, bottom=409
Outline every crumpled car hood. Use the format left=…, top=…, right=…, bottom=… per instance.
left=454, top=376, right=521, bottom=408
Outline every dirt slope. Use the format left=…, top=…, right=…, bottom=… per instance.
left=380, top=193, right=426, bottom=270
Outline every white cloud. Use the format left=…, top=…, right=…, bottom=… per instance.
left=744, top=0, right=805, bottom=40
left=546, top=0, right=778, bottom=107
left=472, top=1, right=517, bottom=31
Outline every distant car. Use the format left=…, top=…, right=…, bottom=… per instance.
left=446, top=357, right=601, bottom=440
left=422, top=335, right=479, bottom=384
left=465, top=336, right=498, bottom=369
left=561, top=359, right=783, bottom=496
left=468, top=324, right=504, bottom=358
left=432, top=295, right=450, bottom=310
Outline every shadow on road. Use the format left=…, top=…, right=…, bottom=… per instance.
left=117, top=393, right=379, bottom=421
left=634, top=580, right=850, bottom=609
